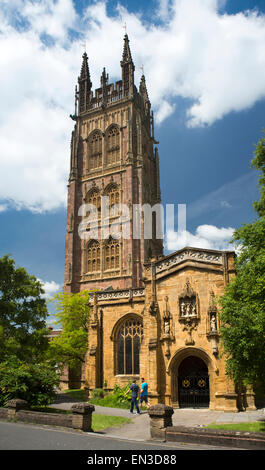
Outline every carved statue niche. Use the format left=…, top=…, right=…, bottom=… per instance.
left=161, top=296, right=174, bottom=358
left=163, top=296, right=171, bottom=336
left=178, top=278, right=199, bottom=346
left=206, top=291, right=219, bottom=355
left=207, top=291, right=218, bottom=332
left=179, top=278, right=199, bottom=320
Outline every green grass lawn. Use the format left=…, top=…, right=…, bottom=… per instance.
left=92, top=414, right=131, bottom=432
left=206, top=422, right=265, bottom=433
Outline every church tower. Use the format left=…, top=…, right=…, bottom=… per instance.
left=64, top=34, right=163, bottom=294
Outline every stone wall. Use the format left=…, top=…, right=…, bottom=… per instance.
left=0, top=399, right=95, bottom=432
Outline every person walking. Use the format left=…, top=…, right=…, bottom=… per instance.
left=139, top=378, right=150, bottom=410
left=125, top=379, right=140, bottom=414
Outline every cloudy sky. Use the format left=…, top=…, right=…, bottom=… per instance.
left=0, top=0, right=264, bottom=316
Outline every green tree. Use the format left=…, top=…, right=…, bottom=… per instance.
left=48, top=291, right=90, bottom=370
left=0, top=255, right=49, bottom=362
left=0, top=255, right=59, bottom=405
left=220, top=133, right=265, bottom=387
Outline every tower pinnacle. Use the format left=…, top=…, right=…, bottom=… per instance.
left=121, top=33, right=133, bottom=64
left=78, top=52, right=92, bottom=113
left=120, top=34, right=135, bottom=96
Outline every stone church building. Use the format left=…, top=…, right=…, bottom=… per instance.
left=63, top=34, right=256, bottom=412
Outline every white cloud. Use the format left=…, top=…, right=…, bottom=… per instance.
left=0, top=204, right=8, bottom=212
left=0, top=0, right=265, bottom=212
left=22, top=0, right=78, bottom=43
left=166, top=224, right=235, bottom=251
left=38, top=279, right=61, bottom=299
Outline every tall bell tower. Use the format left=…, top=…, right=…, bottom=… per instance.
left=64, top=34, right=163, bottom=293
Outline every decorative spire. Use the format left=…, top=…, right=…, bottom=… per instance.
left=121, top=33, right=133, bottom=64
left=78, top=52, right=92, bottom=114
left=120, top=34, right=135, bottom=96
left=139, top=74, right=149, bottom=99
left=100, top=67, right=109, bottom=106
left=139, top=73, right=150, bottom=110
left=79, top=52, right=91, bottom=84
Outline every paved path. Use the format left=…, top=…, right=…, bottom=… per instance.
left=48, top=392, right=265, bottom=442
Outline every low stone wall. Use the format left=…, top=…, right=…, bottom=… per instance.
left=13, top=410, right=73, bottom=428
left=148, top=404, right=265, bottom=449
left=166, top=425, right=265, bottom=450
left=0, top=408, right=8, bottom=420
left=0, top=399, right=95, bottom=432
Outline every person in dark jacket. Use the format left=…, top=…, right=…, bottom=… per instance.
left=125, top=379, right=140, bottom=414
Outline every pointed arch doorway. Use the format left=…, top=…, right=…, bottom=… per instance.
left=177, top=356, right=210, bottom=408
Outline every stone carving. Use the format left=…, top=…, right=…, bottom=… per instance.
left=149, top=300, right=159, bottom=316
left=207, top=291, right=218, bottom=333
left=89, top=288, right=145, bottom=304
left=179, top=279, right=198, bottom=320
left=207, top=291, right=219, bottom=355
left=182, top=319, right=197, bottom=346
left=210, top=314, right=217, bottom=332
left=163, top=296, right=171, bottom=336
left=161, top=296, right=174, bottom=357
left=155, top=248, right=222, bottom=275
left=164, top=319, right=170, bottom=335
left=179, top=279, right=199, bottom=345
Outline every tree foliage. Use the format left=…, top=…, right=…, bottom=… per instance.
left=47, top=290, right=90, bottom=370
left=0, top=255, right=49, bottom=362
left=0, top=255, right=59, bottom=405
left=219, top=133, right=265, bottom=387
left=0, top=356, right=60, bottom=407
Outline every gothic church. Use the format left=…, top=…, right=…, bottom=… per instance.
left=63, top=34, right=256, bottom=411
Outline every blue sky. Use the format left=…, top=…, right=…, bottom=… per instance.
left=0, top=0, right=265, bottom=320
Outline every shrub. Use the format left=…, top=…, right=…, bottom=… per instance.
left=91, top=388, right=105, bottom=399
left=90, top=383, right=132, bottom=409
left=0, top=356, right=60, bottom=407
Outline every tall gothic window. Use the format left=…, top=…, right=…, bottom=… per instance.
left=117, top=317, right=143, bottom=375
left=86, top=189, right=101, bottom=220
left=106, top=126, right=120, bottom=165
left=104, top=237, right=120, bottom=271
left=86, top=240, right=100, bottom=273
left=105, top=184, right=120, bottom=217
left=89, top=131, right=102, bottom=170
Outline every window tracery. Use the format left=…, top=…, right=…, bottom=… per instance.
left=106, top=126, right=120, bottom=165
left=89, top=131, right=102, bottom=169
left=117, top=317, right=143, bottom=375
left=86, top=240, right=100, bottom=273
left=86, top=189, right=101, bottom=220
left=105, top=184, right=120, bottom=217
left=104, top=237, right=120, bottom=271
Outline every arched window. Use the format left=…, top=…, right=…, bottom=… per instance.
left=89, top=131, right=102, bottom=170
left=87, top=240, right=100, bottom=273
left=106, top=126, right=120, bottom=165
left=105, top=184, right=120, bottom=217
left=117, top=317, right=143, bottom=375
left=86, top=189, right=101, bottom=220
left=104, top=237, right=120, bottom=271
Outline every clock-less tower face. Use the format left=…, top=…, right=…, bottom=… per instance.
left=64, top=35, right=163, bottom=294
